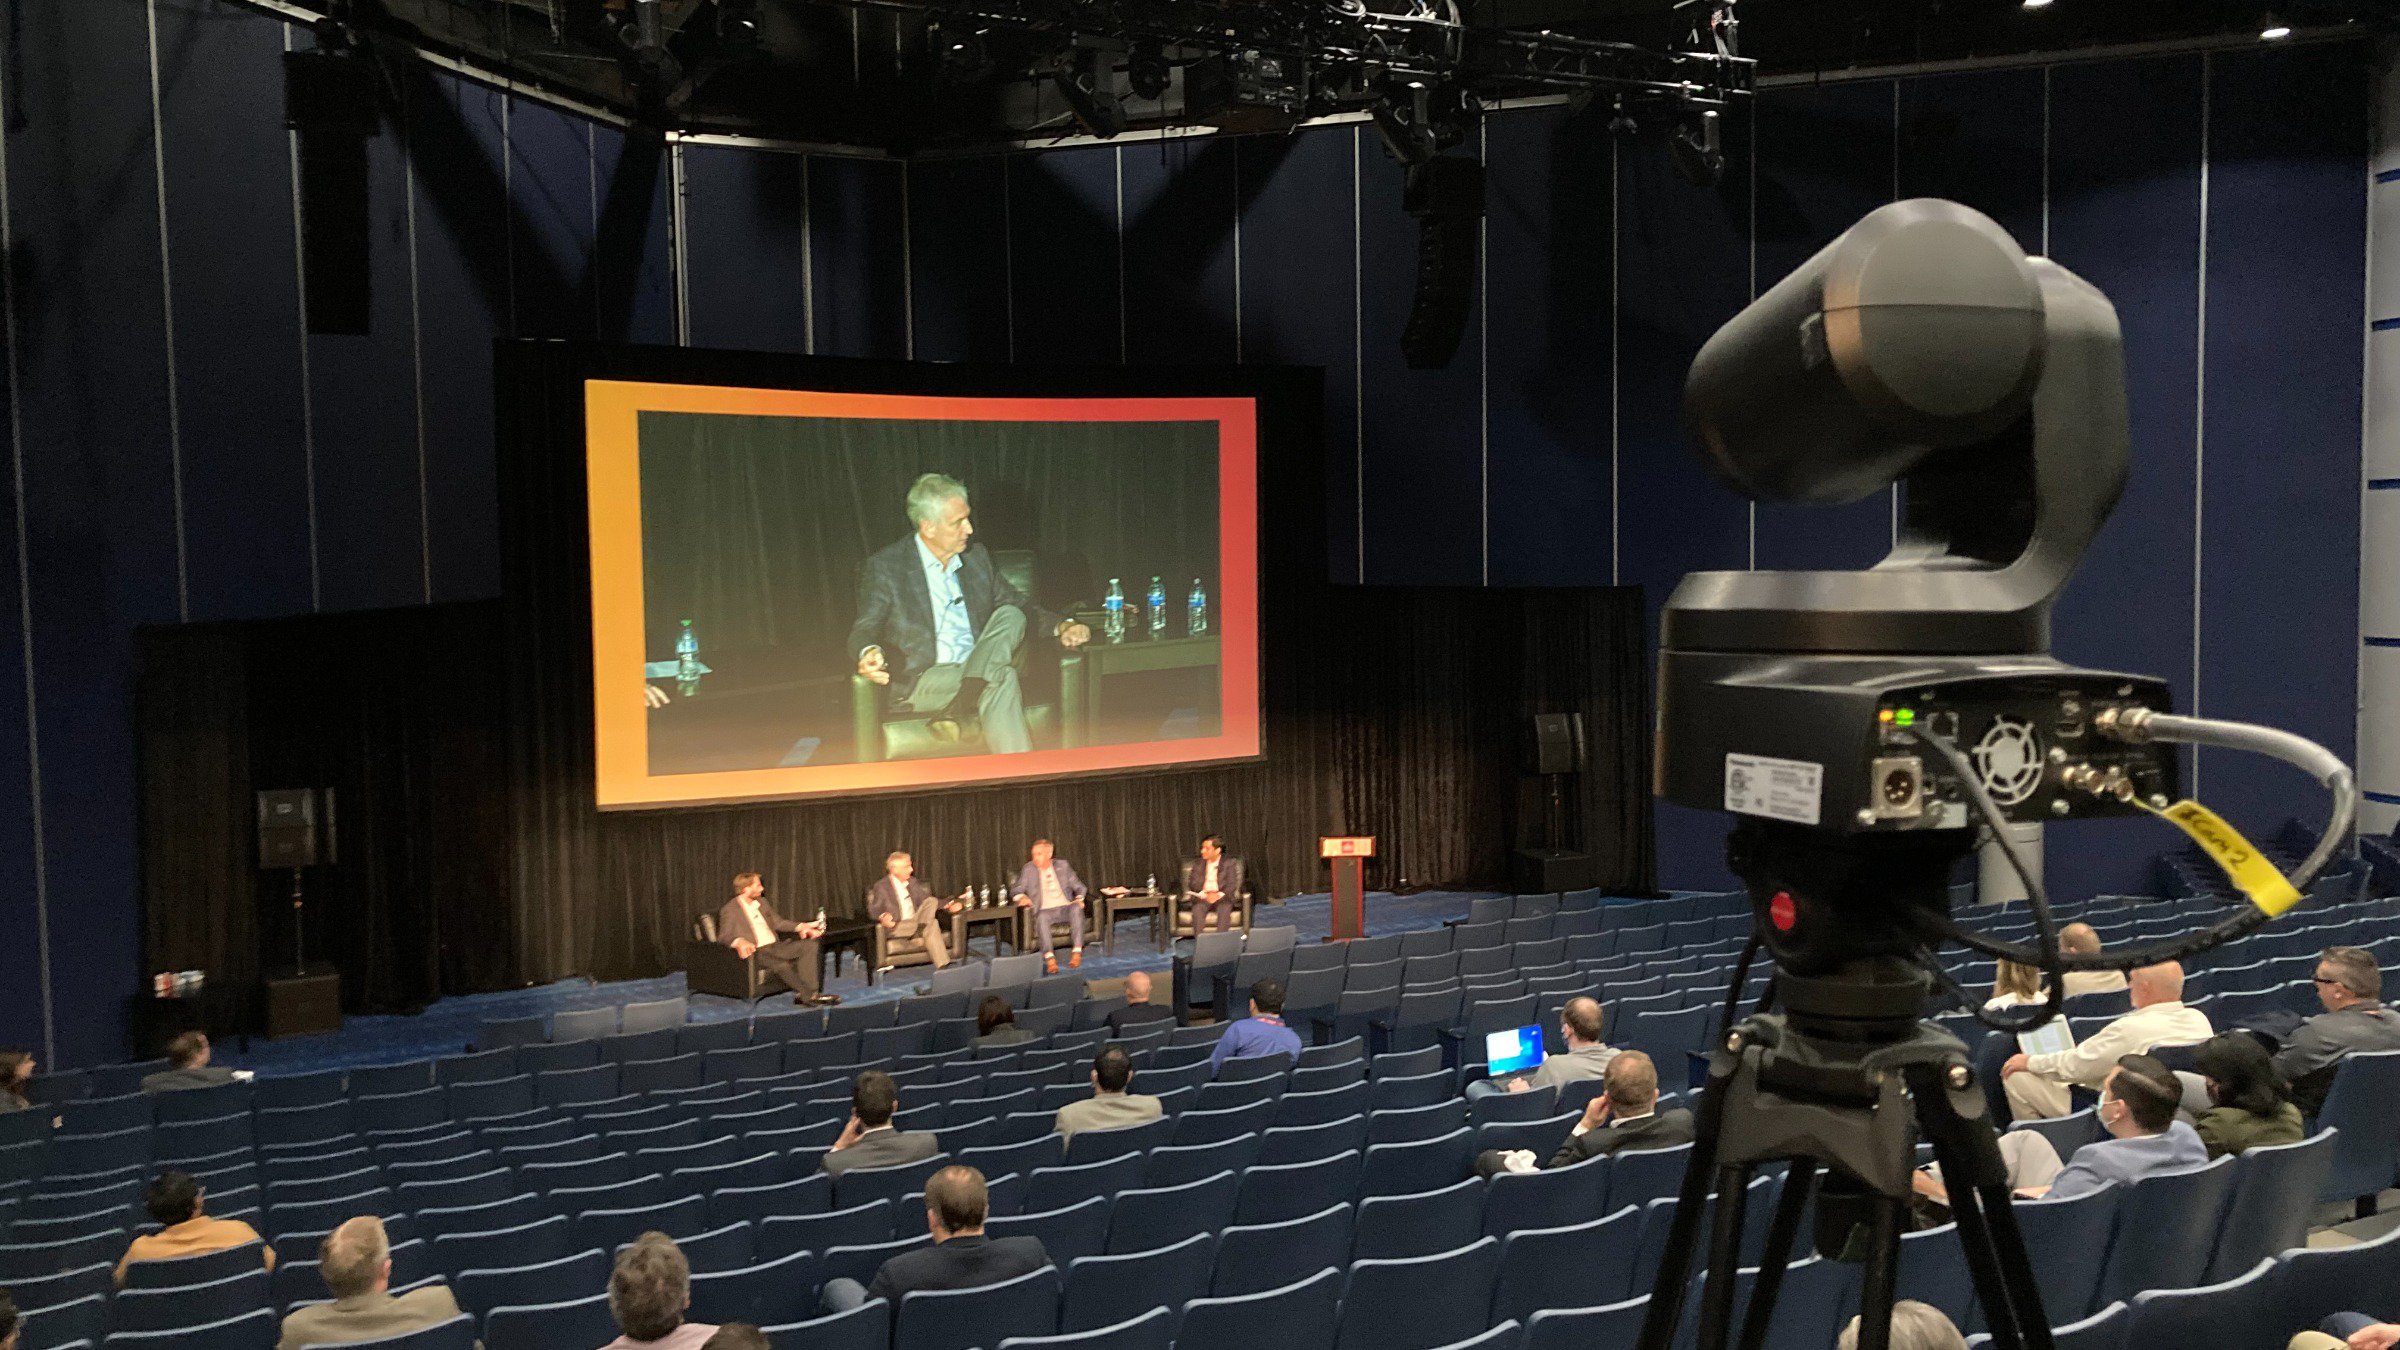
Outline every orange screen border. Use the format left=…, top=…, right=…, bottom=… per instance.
left=585, top=379, right=1263, bottom=809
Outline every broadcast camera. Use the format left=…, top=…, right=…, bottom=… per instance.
left=1638, top=199, right=2355, bottom=1350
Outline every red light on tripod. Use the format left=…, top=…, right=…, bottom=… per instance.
left=1768, top=891, right=1797, bottom=931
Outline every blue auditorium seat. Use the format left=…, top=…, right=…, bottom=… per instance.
left=1466, top=1086, right=1559, bottom=1127
left=1366, top=1101, right=1467, bottom=1146
left=1492, top=1205, right=1644, bottom=1321
left=2007, top=1108, right=2102, bottom=1163
left=1368, top=1070, right=1451, bottom=1112
left=2122, top=1258, right=2279, bottom=1350
left=2272, top=1214, right=2400, bottom=1328
left=253, top=1069, right=347, bottom=1111
left=2008, top=1184, right=2121, bottom=1324
left=153, top=1082, right=251, bottom=1124
left=1285, top=1060, right=1367, bottom=1096
left=1061, top=1116, right=1173, bottom=1166
left=987, top=1197, right=1112, bottom=1265
left=706, top=1171, right=833, bottom=1230
left=551, top=1006, right=619, bottom=1042
left=19, top=1292, right=107, bottom=1350
left=1334, top=1237, right=1501, bottom=1350
left=762, top=1299, right=893, bottom=1350
left=1170, top=1100, right=1275, bottom=1148
left=4, top=1260, right=113, bottom=1312
left=2207, top=1127, right=2335, bottom=1280
left=477, top=1016, right=548, bottom=1051
left=833, top=1154, right=951, bottom=1211
left=483, top=1293, right=619, bottom=1350
left=574, top=1195, right=706, bottom=1255
left=1426, top=1324, right=1520, bottom=1350
left=351, top=1061, right=437, bottom=1096
left=1103, top=1170, right=1238, bottom=1255
left=1483, top=1153, right=1611, bottom=1239
left=100, top=1307, right=278, bottom=1350
left=432, top=1215, right=574, bottom=1276
left=895, top=1262, right=1061, bottom=1350
left=686, top=1248, right=821, bottom=1327
left=998, top=1305, right=1174, bottom=1350
left=619, top=996, right=687, bottom=1035
left=1893, top=1223, right=1976, bottom=1329
left=1474, top=1112, right=1584, bottom=1168
left=1603, top=1142, right=1693, bottom=1213
left=2315, top=1050, right=2400, bottom=1213
left=517, top=1042, right=602, bottom=1078
left=453, top=1248, right=610, bottom=1317
left=120, top=1240, right=270, bottom=1290
left=1231, top=1152, right=1361, bottom=1225
left=109, top=1268, right=268, bottom=1333
left=1965, top=1301, right=2129, bottom=1350
left=1257, top=1115, right=1367, bottom=1166
left=1140, top=1133, right=1259, bottom=1191
left=1179, top=1266, right=1343, bottom=1347
left=629, top=1218, right=752, bottom=1273
left=621, top=1054, right=705, bottom=1094
left=758, top=1200, right=898, bottom=1261
left=1060, top=1231, right=1214, bottom=1335
left=822, top=1234, right=934, bottom=1290
left=1361, top=1127, right=1475, bottom=1197
left=1212, top=1203, right=1355, bottom=1298
left=416, top=1194, right=546, bottom=1243
left=357, top=1087, right=448, bottom=1135
left=1353, top=1177, right=1485, bottom=1261
left=2094, top=1155, right=2236, bottom=1309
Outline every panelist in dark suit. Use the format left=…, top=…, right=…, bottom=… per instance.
left=1180, top=835, right=1246, bottom=934
left=867, top=850, right=958, bottom=969
left=1011, top=838, right=1089, bottom=973
left=716, top=872, right=835, bottom=1006
left=1475, top=1049, right=1696, bottom=1176
left=848, top=473, right=1090, bottom=754
left=822, top=1164, right=1051, bottom=1321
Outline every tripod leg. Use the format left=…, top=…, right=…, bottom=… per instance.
left=1912, top=1063, right=2054, bottom=1350
left=1636, top=1044, right=1738, bottom=1350
left=1736, top=1160, right=1817, bottom=1350
left=1853, top=1196, right=1904, bottom=1350
left=1694, top=1164, right=1755, bottom=1350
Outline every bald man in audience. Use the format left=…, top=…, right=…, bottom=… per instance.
left=1107, top=970, right=1176, bottom=1035
left=1467, top=996, right=1617, bottom=1100
left=2001, top=960, right=2212, bottom=1119
left=2058, top=924, right=2130, bottom=1000
left=276, top=1217, right=463, bottom=1350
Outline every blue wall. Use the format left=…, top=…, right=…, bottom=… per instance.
left=0, top=0, right=2368, bottom=1063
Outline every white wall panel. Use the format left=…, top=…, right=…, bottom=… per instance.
left=2361, top=644, right=2400, bottom=795
left=2372, top=332, right=2400, bottom=479
left=2365, top=489, right=2400, bottom=638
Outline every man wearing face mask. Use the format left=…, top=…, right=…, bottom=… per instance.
left=2018, top=1053, right=2207, bottom=1200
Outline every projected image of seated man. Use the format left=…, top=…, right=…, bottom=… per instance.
left=851, top=473, right=1091, bottom=754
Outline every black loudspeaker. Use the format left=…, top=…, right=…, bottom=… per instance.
left=265, top=970, right=342, bottom=1038
left=284, top=49, right=379, bottom=336
left=1511, top=847, right=1593, bottom=894
left=257, top=788, right=335, bottom=869
left=1400, top=155, right=1484, bottom=370
left=1528, top=713, right=1582, bottom=776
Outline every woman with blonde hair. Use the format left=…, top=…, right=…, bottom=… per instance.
left=1986, top=961, right=2044, bottom=1011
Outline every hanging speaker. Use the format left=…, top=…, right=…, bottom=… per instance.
left=257, top=788, right=337, bottom=869
left=284, top=48, right=380, bottom=336
left=1400, top=155, right=1484, bottom=370
left=1527, top=713, right=1583, bottom=776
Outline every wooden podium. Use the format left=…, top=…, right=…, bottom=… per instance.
left=1321, top=836, right=1375, bottom=941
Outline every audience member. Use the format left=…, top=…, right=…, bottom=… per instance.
left=1054, top=1045, right=1162, bottom=1141
left=1208, top=978, right=1303, bottom=1077
left=972, top=996, right=1038, bottom=1050
left=822, top=1166, right=1050, bottom=1320
left=2289, top=1316, right=2400, bottom=1349
left=2057, top=924, right=2129, bottom=1000
left=0, top=1291, right=15, bottom=1350
left=2023, top=1055, right=2207, bottom=1200
left=821, top=1070, right=939, bottom=1177
left=1106, top=970, right=1176, bottom=1035
left=115, top=1170, right=275, bottom=1287
left=2191, top=1032, right=2304, bottom=1158
left=2274, top=946, right=2400, bottom=1116
left=0, top=1051, right=31, bottom=1113
left=2001, top=961, right=2211, bottom=1119
left=1837, top=1300, right=1968, bottom=1350
left=603, top=1231, right=716, bottom=1349
left=701, top=1326, right=771, bottom=1350
left=140, top=1031, right=242, bottom=1094
left=1911, top=1131, right=2065, bottom=1210
left=1477, top=1048, right=1693, bottom=1176
left=1987, top=961, right=2044, bottom=1011
left=274, top=1216, right=462, bottom=1350
left=1467, top=996, right=1616, bottom=1100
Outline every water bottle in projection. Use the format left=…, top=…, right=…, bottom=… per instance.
left=675, top=619, right=701, bottom=696
left=1187, top=579, right=1208, bottom=637
left=1146, top=576, right=1166, bottom=638
left=1104, top=579, right=1126, bottom=643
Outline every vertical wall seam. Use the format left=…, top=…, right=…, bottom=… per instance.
left=1747, top=97, right=1758, bottom=572
left=2041, top=65, right=2054, bottom=256
left=1001, top=155, right=1015, bottom=362
left=283, top=24, right=321, bottom=613
left=1232, top=149, right=1245, bottom=363
left=501, top=94, right=516, bottom=337
left=669, top=140, right=690, bottom=346
left=1114, top=147, right=1127, bottom=364
left=901, top=160, right=916, bottom=360
left=2359, top=48, right=2383, bottom=823
left=2193, top=53, right=2212, bottom=793
left=0, top=15, right=54, bottom=1066
left=586, top=122, right=600, bottom=339
left=1479, top=119, right=1489, bottom=586
left=406, top=79, right=431, bottom=604
left=1889, top=77, right=1902, bottom=551
left=1352, top=129, right=1364, bottom=584
left=801, top=156, right=816, bottom=356
left=1610, top=135, right=1621, bottom=588
left=145, top=0, right=189, bottom=622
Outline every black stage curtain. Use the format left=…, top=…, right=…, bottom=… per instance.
left=136, top=605, right=518, bottom=1017
left=499, top=343, right=1656, bottom=987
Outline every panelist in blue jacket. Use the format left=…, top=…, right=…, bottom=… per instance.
left=1011, top=838, right=1090, bottom=974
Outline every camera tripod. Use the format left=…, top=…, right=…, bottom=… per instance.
left=1635, top=825, right=2057, bottom=1350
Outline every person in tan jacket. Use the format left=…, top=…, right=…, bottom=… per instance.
left=1053, top=1046, right=1163, bottom=1141
left=114, top=1170, right=274, bottom=1288
left=276, top=1216, right=465, bottom=1350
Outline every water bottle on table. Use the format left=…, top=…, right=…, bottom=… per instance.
left=675, top=619, right=701, bottom=696
left=1187, top=579, right=1208, bottom=636
left=1147, top=576, right=1166, bottom=638
left=1104, top=578, right=1126, bottom=643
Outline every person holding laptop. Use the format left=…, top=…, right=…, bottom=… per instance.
left=1466, top=996, right=1616, bottom=1100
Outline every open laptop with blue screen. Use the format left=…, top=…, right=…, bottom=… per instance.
left=1486, top=1026, right=1545, bottom=1078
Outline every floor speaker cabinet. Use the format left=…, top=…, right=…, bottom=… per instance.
left=265, top=969, right=341, bottom=1039
left=1511, top=847, right=1593, bottom=895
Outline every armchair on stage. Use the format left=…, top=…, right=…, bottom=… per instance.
left=872, top=916, right=942, bottom=982
left=1171, top=869, right=1259, bottom=940
left=687, top=912, right=774, bottom=1002
left=849, top=549, right=1085, bottom=762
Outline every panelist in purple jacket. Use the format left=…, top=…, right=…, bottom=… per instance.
left=849, top=473, right=1091, bottom=754
left=1011, top=839, right=1090, bottom=974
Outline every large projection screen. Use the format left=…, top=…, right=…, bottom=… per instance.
left=584, top=379, right=1261, bottom=808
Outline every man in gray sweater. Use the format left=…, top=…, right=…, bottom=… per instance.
left=2276, top=946, right=2400, bottom=1116
left=1053, top=1046, right=1163, bottom=1141
left=1467, top=996, right=1617, bottom=1100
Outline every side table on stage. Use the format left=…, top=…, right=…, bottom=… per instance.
left=948, top=902, right=1023, bottom=961
left=818, top=918, right=876, bottom=989
left=1100, top=889, right=1170, bottom=955
left=1321, top=836, right=1375, bottom=941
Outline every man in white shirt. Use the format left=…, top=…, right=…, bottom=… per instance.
left=847, top=474, right=1090, bottom=753
left=2000, top=960, right=2212, bottom=1119
left=715, top=873, right=834, bottom=1005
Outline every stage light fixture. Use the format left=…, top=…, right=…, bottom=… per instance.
left=2020, top=0, right=2053, bottom=9
left=2259, top=12, right=2292, bottom=38
left=932, top=21, right=993, bottom=82
left=1052, top=45, right=1127, bottom=138
left=1670, top=107, right=1723, bottom=188
left=1128, top=44, right=1171, bottom=101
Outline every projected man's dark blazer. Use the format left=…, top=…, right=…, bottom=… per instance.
left=846, top=537, right=1057, bottom=703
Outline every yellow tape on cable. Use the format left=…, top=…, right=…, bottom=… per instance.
left=2133, top=798, right=2303, bottom=917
